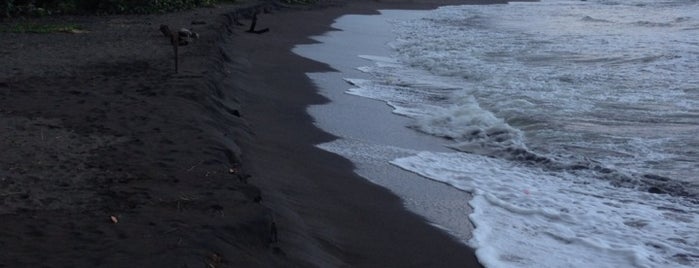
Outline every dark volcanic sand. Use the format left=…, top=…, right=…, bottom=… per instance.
left=0, top=0, right=504, bottom=267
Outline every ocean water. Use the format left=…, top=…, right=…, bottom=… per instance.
left=299, top=0, right=699, bottom=267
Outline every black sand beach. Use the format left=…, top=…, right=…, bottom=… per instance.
left=0, top=0, right=503, bottom=266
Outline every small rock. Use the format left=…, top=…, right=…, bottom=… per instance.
left=648, top=187, right=664, bottom=194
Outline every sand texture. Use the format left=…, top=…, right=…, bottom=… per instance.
left=0, top=0, right=501, bottom=266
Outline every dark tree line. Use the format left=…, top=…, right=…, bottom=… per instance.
left=1, top=0, right=233, bottom=17
left=0, top=0, right=320, bottom=18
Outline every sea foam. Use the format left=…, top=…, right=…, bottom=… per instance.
left=392, top=152, right=698, bottom=267
left=346, top=0, right=699, bottom=267
left=297, top=0, right=699, bottom=267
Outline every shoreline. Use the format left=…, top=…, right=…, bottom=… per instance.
left=0, top=0, right=505, bottom=266
left=231, top=1, right=501, bottom=266
left=296, top=8, right=478, bottom=252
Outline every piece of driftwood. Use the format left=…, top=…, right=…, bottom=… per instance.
left=270, top=221, right=278, bottom=243
left=246, top=12, right=269, bottom=34
left=159, top=24, right=199, bottom=73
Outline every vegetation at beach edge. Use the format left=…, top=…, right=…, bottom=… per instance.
left=280, top=0, right=317, bottom=4
left=2, top=0, right=320, bottom=17
left=1, top=0, right=241, bottom=17
left=0, top=22, right=83, bottom=33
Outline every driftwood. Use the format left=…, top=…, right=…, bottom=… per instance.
left=246, top=12, right=269, bottom=34
left=159, top=24, right=199, bottom=73
left=270, top=221, right=278, bottom=243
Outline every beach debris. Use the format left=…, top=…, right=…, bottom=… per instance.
left=270, top=221, right=278, bottom=243
left=60, top=28, right=90, bottom=34
left=206, top=252, right=223, bottom=268
left=178, top=28, right=199, bottom=44
left=186, top=160, right=204, bottom=172
left=110, top=215, right=119, bottom=224
left=228, top=167, right=239, bottom=174
left=246, top=12, right=269, bottom=34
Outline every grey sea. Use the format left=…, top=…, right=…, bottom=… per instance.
left=297, top=0, right=699, bottom=267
